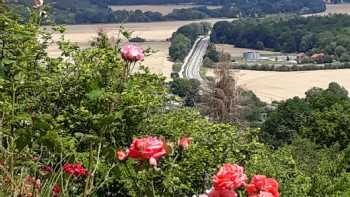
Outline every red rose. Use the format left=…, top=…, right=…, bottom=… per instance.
left=179, top=137, right=191, bottom=150
left=63, top=163, right=87, bottom=176
left=246, top=175, right=279, bottom=197
left=208, top=189, right=237, bottom=197
left=128, top=136, right=167, bottom=166
left=213, top=164, right=247, bottom=191
left=52, top=184, right=61, bottom=197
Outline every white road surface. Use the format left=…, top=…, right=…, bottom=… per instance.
left=180, top=36, right=210, bottom=83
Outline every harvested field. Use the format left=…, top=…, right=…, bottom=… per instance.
left=134, top=41, right=173, bottom=80
left=206, top=69, right=350, bottom=103
left=215, top=44, right=279, bottom=58
left=307, top=3, right=350, bottom=16
left=49, top=18, right=232, bottom=45
left=238, top=70, right=350, bottom=103
left=48, top=41, right=172, bottom=80
left=110, top=4, right=221, bottom=15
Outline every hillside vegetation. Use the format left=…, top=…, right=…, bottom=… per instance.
left=2, top=2, right=350, bottom=196
left=8, top=0, right=325, bottom=24
left=211, top=15, right=350, bottom=60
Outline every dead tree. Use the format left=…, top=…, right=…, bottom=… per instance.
left=206, top=53, right=241, bottom=123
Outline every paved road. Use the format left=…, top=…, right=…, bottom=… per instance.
left=180, top=36, right=210, bottom=83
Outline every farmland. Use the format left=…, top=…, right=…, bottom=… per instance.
left=110, top=4, right=221, bottom=15
left=47, top=18, right=231, bottom=79
left=48, top=3, right=350, bottom=102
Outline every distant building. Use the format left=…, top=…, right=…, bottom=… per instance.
left=311, top=53, right=325, bottom=62
left=324, top=0, right=343, bottom=4
left=243, top=51, right=260, bottom=61
left=296, top=53, right=305, bottom=64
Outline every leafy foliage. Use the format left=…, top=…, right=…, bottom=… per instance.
left=262, top=82, right=350, bottom=149
left=170, top=78, right=201, bottom=107
left=211, top=15, right=350, bottom=62
left=2, top=2, right=350, bottom=196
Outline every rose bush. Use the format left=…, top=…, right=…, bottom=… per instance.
left=246, top=175, right=279, bottom=197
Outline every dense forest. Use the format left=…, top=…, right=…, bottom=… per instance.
left=8, top=0, right=326, bottom=24
left=211, top=15, right=350, bottom=62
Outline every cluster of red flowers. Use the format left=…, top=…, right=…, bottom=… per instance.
left=246, top=175, right=279, bottom=197
left=116, top=136, right=191, bottom=167
left=63, top=163, right=87, bottom=176
left=208, top=164, right=279, bottom=197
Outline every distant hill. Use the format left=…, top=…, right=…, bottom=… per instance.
left=8, top=0, right=326, bottom=24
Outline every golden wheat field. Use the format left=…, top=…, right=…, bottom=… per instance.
left=206, top=68, right=350, bottom=103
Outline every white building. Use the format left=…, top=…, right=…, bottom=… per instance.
left=243, top=51, right=260, bottom=61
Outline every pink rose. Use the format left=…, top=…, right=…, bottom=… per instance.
left=121, top=44, right=144, bottom=62
left=128, top=136, right=167, bottom=166
left=213, top=164, right=247, bottom=191
left=246, top=175, right=279, bottom=197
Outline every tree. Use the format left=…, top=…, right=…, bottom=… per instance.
left=169, top=78, right=200, bottom=107
left=261, top=97, right=312, bottom=147
left=306, top=82, right=349, bottom=110
left=302, top=103, right=350, bottom=149
left=206, top=43, right=220, bottom=62
left=206, top=59, right=240, bottom=123
left=169, top=33, right=191, bottom=61
left=335, top=45, right=346, bottom=57
left=340, top=53, right=350, bottom=62
left=256, top=41, right=265, bottom=50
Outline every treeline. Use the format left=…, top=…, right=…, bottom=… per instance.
left=211, top=15, right=350, bottom=61
left=169, top=22, right=211, bottom=61
left=9, top=0, right=325, bottom=24
left=233, top=62, right=350, bottom=72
